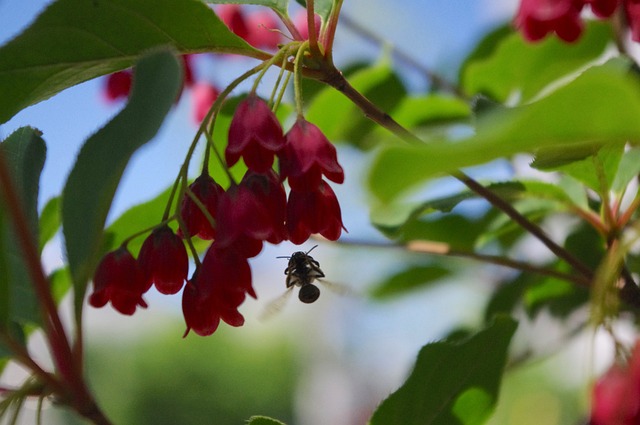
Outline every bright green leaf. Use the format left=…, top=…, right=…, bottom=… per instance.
left=205, top=0, right=289, bottom=15
left=62, top=50, right=182, bottom=312
left=49, top=268, right=72, bottom=306
left=612, top=147, right=640, bottom=194
left=370, top=60, right=640, bottom=203
left=247, top=416, right=287, bottom=425
left=369, top=317, right=517, bottom=425
left=370, top=265, right=451, bottom=299
left=305, top=59, right=406, bottom=148
left=38, top=196, right=60, bottom=253
left=294, top=0, right=333, bottom=22
left=0, top=0, right=260, bottom=124
left=462, top=21, right=612, bottom=103
left=0, top=127, right=46, bottom=326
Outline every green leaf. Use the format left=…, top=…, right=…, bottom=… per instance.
left=0, top=127, right=46, bottom=326
left=38, top=196, right=60, bottom=253
left=462, top=21, right=612, bottom=103
left=205, top=0, right=289, bottom=15
left=49, top=268, right=72, bottom=306
left=247, top=416, right=287, bottom=425
left=370, top=265, right=451, bottom=299
left=0, top=0, right=259, bottom=124
left=305, top=59, right=406, bottom=148
left=62, top=50, right=182, bottom=312
left=370, top=60, right=640, bottom=203
left=369, top=317, right=517, bottom=425
left=612, top=147, right=640, bottom=194
left=294, top=0, right=333, bottom=22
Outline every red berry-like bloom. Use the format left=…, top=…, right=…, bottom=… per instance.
left=138, top=225, right=189, bottom=295
left=240, top=170, right=288, bottom=244
left=192, top=82, right=220, bottom=124
left=182, top=54, right=195, bottom=87
left=586, top=0, right=620, bottom=17
left=279, top=119, right=344, bottom=191
left=182, top=246, right=255, bottom=337
left=89, top=247, right=150, bottom=315
left=626, top=0, right=640, bottom=41
left=246, top=10, right=282, bottom=50
left=217, top=5, right=250, bottom=41
left=514, top=0, right=584, bottom=42
left=226, top=95, right=285, bottom=173
left=591, top=341, right=640, bottom=424
left=104, top=70, right=132, bottom=102
left=286, top=180, right=345, bottom=244
left=179, top=173, right=224, bottom=240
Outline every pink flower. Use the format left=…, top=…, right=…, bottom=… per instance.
left=279, top=119, right=344, bottom=191
left=226, top=95, right=285, bottom=173
left=514, top=0, right=584, bottom=42
left=286, top=180, right=345, bottom=244
left=182, top=246, right=255, bottom=337
left=625, top=0, right=640, bottom=41
left=103, top=70, right=132, bottom=102
left=138, top=225, right=189, bottom=295
left=89, top=247, right=150, bottom=315
left=217, top=5, right=250, bottom=41
left=246, top=9, right=282, bottom=49
left=179, top=173, right=224, bottom=240
left=293, top=9, right=322, bottom=40
left=192, top=82, right=220, bottom=124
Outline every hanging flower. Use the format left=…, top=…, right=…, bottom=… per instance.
left=138, top=225, right=189, bottom=295
left=514, top=0, right=584, bottom=42
left=178, top=172, right=224, bottom=240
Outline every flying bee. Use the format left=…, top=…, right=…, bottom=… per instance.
left=279, top=245, right=325, bottom=304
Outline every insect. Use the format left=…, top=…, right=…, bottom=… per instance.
left=279, top=245, right=325, bottom=304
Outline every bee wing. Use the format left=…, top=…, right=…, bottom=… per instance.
left=259, top=286, right=294, bottom=321
left=317, top=279, right=356, bottom=297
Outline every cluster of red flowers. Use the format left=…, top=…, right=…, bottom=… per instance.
left=89, top=94, right=345, bottom=336
left=591, top=341, right=640, bottom=425
left=515, top=0, right=640, bottom=42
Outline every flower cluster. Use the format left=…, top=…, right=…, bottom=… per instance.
left=591, top=341, right=640, bottom=425
left=89, top=93, right=345, bottom=337
left=515, top=0, right=640, bottom=42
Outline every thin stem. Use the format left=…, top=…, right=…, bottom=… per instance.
left=306, top=0, right=322, bottom=58
left=318, top=67, right=594, bottom=280
left=322, top=0, right=343, bottom=59
left=293, top=41, right=310, bottom=117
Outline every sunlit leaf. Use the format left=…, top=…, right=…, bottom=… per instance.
left=612, top=147, right=640, bottom=194
left=0, top=127, right=46, bottom=326
left=0, top=0, right=260, bottom=124
left=369, top=317, right=517, bottom=425
left=205, top=0, right=289, bottom=15
left=462, top=21, right=612, bottom=103
left=38, top=196, right=60, bottom=253
left=370, top=265, right=451, bottom=299
left=247, top=416, right=287, bottom=425
left=370, top=60, right=640, bottom=203
left=62, top=50, right=182, bottom=313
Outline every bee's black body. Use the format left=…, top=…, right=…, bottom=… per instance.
left=281, top=246, right=325, bottom=303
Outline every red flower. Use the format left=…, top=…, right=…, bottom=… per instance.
left=293, top=10, right=322, bottom=40
left=286, top=180, right=345, bottom=244
left=246, top=10, right=282, bottom=49
left=625, top=0, right=640, bottom=41
left=182, top=246, right=255, bottom=337
left=586, top=0, right=620, bottom=17
left=192, top=82, right=220, bottom=124
left=226, top=95, right=285, bottom=173
left=138, top=225, right=189, bottom=295
left=591, top=341, right=640, bottom=425
left=89, top=247, right=150, bottom=315
left=240, top=170, right=288, bottom=244
left=182, top=54, right=195, bottom=87
left=103, top=70, right=132, bottom=102
left=179, top=173, right=224, bottom=240
left=279, top=119, right=344, bottom=191
left=514, top=0, right=584, bottom=42
left=217, top=5, right=250, bottom=41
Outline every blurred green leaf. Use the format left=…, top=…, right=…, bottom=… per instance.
left=369, top=317, right=517, bottom=425
left=0, top=0, right=259, bottom=124
left=247, top=416, right=287, bottom=425
left=205, top=0, right=289, bottom=15
left=462, top=21, right=612, bottom=103
left=612, top=147, right=640, bottom=194
left=38, top=196, right=60, bottom=253
left=0, top=127, right=46, bottom=326
left=62, top=50, right=182, bottom=314
left=49, top=268, right=72, bottom=306
left=484, top=274, right=529, bottom=323
left=305, top=59, right=406, bottom=148
left=370, top=60, right=640, bottom=203
left=294, top=0, right=333, bottom=21
left=458, top=24, right=512, bottom=85
left=370, top=265, right=451, bottom=299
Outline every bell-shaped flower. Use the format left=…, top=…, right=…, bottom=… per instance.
left=286, top=180, right=346, bottom=244
left=514, top=0, right=583, bottom=42
left=240, top=170, right=288, bottom=244
left=226, top=95, right=285, bottom=173
left=138, top=225, right=189, bottom=295
left=179, top=173, right=224, bottom=240
left=103, top=70, right=132, bottom=102
left=279, top=119, right=344, bottom=191
left=246, top=9, right=282, bottom=50
left=217, top=4, right=250, bottom=41
left=89, top=247, right=150, bottom=315
left=192, top=82, right=220, bottom=124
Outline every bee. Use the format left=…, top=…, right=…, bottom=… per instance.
left=279, top=245, right=325, bottom=303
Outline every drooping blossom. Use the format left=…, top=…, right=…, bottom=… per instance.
left=240, top=170, right=288, bottom=244
left=514, top=0, right=584, bottom=42
left=103, top=70, right=132, bottom=102
left=286, top=180, right=345, bottom=244
left=246, top=9, right=283, bottom=49
left=192, top=82, right=220, bottom=123
left=89, top=247, right=150, bottom=315
left=179, top=172, right=224, bottom=240
left=625, top=0, right=640, bottom=41
left=138, top=225, right=189, bottom=295
left=226, top=94, right=285, bottom=173
left=217, top=5, right=250, bottom=41
left=279, top=118, right=344, bottom=191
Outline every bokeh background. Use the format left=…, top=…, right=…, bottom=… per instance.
left=0, top=1, right=611, bottom=424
